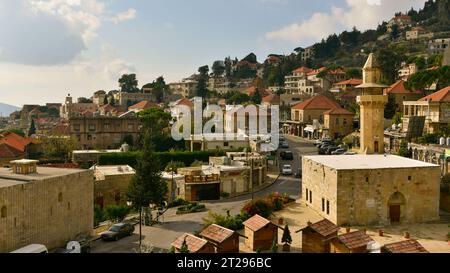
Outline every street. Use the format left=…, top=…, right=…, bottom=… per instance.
left=91, top=135, right=317, bottom=253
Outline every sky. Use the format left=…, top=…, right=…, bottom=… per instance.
left=0, top=0, right=427, bottom=107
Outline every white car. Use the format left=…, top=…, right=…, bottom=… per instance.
left=282, top=165, right=292, bottom=175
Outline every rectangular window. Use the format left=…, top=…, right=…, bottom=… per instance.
left=327, top=200, right=330, bottom=215
left=322, top=198, right=325, bottom=212
left=88, top=124, right=96, bottom=131
left=305, top=188, right=308, bottom=201
left=224, top=142, right=229, bottom=147
left=309, top=191, right=312, bottom=204
left=128, top=123, right=134, bottom=130
left=73, top=124, right=80, bottom=131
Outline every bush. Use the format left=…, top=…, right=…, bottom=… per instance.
left=241, top=199, right=274, bottom=218
left=203, top=211, right=250, bottom=231
left=104, top=205, right=131, bottom=223
left=220, top=192, right=230, bottom=198
left=176, top=202, right=207, bottom=214
left=168, top=198, right=190, bottom=208
left=94, top=205, right=106, bottom=227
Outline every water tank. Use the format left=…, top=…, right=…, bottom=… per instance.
left=440, top=137, right=446, bottom=146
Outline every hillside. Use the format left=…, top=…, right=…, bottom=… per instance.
left=0, top=103, right=20, bottom=117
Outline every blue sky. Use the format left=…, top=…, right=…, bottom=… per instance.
left=0, top=0, right=426, bottom=106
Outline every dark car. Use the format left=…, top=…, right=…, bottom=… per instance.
left=100, top=223, right=135, bottom=241
left=331, top=148, right=347, bottom=155
left=325, top=146, right=340, bottom=155
left=280, top=151, right=294, bottom=160
left=319, top=144, right=332, bottom=155
left=281, top=142, right=289, bottom=149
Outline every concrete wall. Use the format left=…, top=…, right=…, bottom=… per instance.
left=0, top=170, right=93, bottom=252
left=94, top=173, right=133, bottom=208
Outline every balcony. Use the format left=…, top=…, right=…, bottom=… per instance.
left=184, top=174, right=220, bottom=184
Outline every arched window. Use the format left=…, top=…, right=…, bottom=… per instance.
left=1, top=206, right=7, bottom=218
left=58, top=192, right=63, bottom=203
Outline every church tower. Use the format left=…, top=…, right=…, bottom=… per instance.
left=357, top=53, right=388, bottom=154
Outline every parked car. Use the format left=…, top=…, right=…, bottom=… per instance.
left=282, top=165, right=293, bottom=175
left=319, top=144, right=332, bottom=155
left=100, top=223, right=135, bottom=242
left=294, top=169, right=302, bottom=178
left=281, top=142, right=289, bottom=149
left=280, top=151, right=294, bottom=160
left=331, top=148, right=347, bottom=155
left=11, top=244, right=48, bottom=253
left=326, top=146, right=340, bottom=155
left=279, top=136, right=285, bottom=142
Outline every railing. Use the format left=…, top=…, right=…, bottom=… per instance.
left=185, top=174, right=219, bottom=183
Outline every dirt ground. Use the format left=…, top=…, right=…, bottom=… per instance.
left=263, top=201, right=450, bottom=253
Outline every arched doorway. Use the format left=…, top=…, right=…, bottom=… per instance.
left=388, top=192, right=406, bottom=224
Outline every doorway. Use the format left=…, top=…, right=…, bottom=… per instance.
left=388, top=192, right=405, bottom=224
left=389, top=205, right=401, bottom=223
left=374, top=141, right=379, bottom=154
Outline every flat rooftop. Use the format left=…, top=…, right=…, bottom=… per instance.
left=303, top=155, right=439, bottom=170
left=0, top=167, right=88, bottom=188
left=93, top=165, right=135, bottom=176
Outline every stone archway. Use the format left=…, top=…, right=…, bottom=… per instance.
left=388, top=192, right=406, bottom=224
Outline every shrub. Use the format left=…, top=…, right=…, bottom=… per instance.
left=203, top=211, right=250, bottom=231
left=94, top=205, right=106, bottom=227
left=220, top=192, right=230, bottom=198
left=168, top=198, right=189, bottom=208
left=104, top=205, right=131, bottom=223
left=282, top=225, right=292, bottom=245
left=176, top=202, right=206, bottom=214
left=269, top=192, right=284, bottom=211
left=241, top=199, right=274, bottom=218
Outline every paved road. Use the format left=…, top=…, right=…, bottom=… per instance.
left=91, top=135, right=317, bottom=253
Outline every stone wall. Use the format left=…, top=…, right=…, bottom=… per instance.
left=0, top=169, right=93, bottom=252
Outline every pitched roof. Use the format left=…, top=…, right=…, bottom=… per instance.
left=243, top=214, right=272, bottom=232
left=303, top=219, right=340, bottom=237
left=323, top=107, right=354, bottom=116
left=419, top=87, right=450, bottom=102
left=384, top=80, right=421, bottom=95
left=292, top=95, right=341, bottom=110
left=337, top=230, right=374, bottom=250
left=0, top=143, right=23, bottom=158
left=0, top=132, right=32, bottom=152
left=336, top=79, right=363, bottom=86
left=363, top=53, right=381, bottom=69
left=171, top=233, right=209, bottom=253
left=175, top=98, right=194, bottom=108
left=292, top=66, right=313, bottom=74
left=262, top=94, right=280, bottom=104
left=382, top=240, right=428, bottom=253
left=307, top=67, right=327, bottom=76
left=200, top=224, right=235, bottom=243
left=128, top=100, right=159, bottom=110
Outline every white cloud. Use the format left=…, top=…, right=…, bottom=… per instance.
left=0, top=0, right=137, bottom=65
left=265, top=0, right=426, bottom=46
left=111, top=8, right=137, bottom=24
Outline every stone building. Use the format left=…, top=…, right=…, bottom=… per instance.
left=171, top=233, right=215, bottom=253
left=0, top=160, right=93, bottom=252
left=323, top=107, right=354, bottom=139
left=298, top=219, right=339, bottom=253
left=92, top=165, right=135, bottom=209
left=330, top=230, right=375, bottom=253
left=176, top=167, right=221, bottom=201
left=60, top=94, right=97, bottom=119
left=69, top=115, right=140, bottom=150
left=243, top=214, right=278, bottom=251
left=302, top=155, right=440, bottom=226
left=200, top=224, right=240, bottom=253
left=383, top=80, right=423, bottom=112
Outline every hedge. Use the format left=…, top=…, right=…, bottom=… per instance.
left=98, top=150, right=228, bottom=169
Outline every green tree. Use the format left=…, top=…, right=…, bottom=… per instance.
left=180, top=237, right=190, bottom=253
left=384, top=95, right=397, bottom=119
left=250, top=89, right=262, bottom=104
left=78, top=97, right=93, bottom=103
left=281, top=225, right=292, bottom=246
left=212, top=61, right=226, bottom=77
left=41, top=136, right=78, bottom=162
left=28, top=119, right=36, bottom=136
left=377, top=48, right=406, bottom=84
left=196, top=65, right=209, bottom=97
left=398, top=140, right=412, bottom=158
left=119, top=74, right=139, bottom=93
left=390, top=25, right=400, bottom=41
left=271, top=237, right=278, bottom=253
left=346, top=68, right=362, bottom=79
left=94, top=205, right=106, bottom=227
left=147, top=76, right=169, bottom=103
left=104, top=205, right=131, bottom=223
left=392, top=112, right=403, bottom=125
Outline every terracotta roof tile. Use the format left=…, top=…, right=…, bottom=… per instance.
left=384, top=80, right=422, bottom=95
left=0, top=143, right=23, bottom=158
left=305, top=219, right=340, bottom=237
left=292, top=66, right=313, bottom=74
left=382, top=240, right=428, bottom=253
left=336, top=79, right=363, bottom=86
left=172, top=233, right=209, bottom=253
left=324, top=107, right=354, bottom=116
left=419, top=87, right=450, bottom=102
left=200, top=224, right=235, bottom=243
left=243, top=214, right=272, bottom=232
left=128, top=100, right=159, bottom=110
left=175, top=98, right=194, bottom=108
left=0, top=132, right=31, bottom=152
left=338, top=230, right=374, bottom=250
left=292, top=95, right=341, bottom=110
left=262, top=94, right=280, bottom=104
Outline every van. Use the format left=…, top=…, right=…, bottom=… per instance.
left=10, top=244, right=48, bottom=253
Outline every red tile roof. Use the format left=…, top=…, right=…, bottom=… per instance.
left=243, top=214, right=272, bottom=232
left=292, top=95, right=341, bottom=110
left=172, top=233, right=209, bottom=253
left=292, top=66, right=313, bottom=74
left=336, top=79, right=363, bottom=86
left=0, top=132, right=32, bottom=152
left=262, top=94, right=280, bottom=104
left=304, top=219, right=340, bottom=237
left=307, top=67, right=327, bottom=76
left=323, top=107, right=354, bottom=116
left=175, top=98, right=194, bottom=108
left=200, top=224, right=235, bottom=244
left=382, top=240, right=428, bottom=253
left=128, top=101, right=159, bottom=110
left=337, top=230, right=374, bottom=250
left=384, top=80, right=421, bottom=95
left=0, top=143, right=23, bottom=158
left=419, top=87, right=450, bottom=102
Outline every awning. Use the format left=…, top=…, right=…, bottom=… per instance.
left=304, top=125, right=315, bottom=133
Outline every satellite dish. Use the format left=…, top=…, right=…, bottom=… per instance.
left=66, top=241, right=81, bottom=253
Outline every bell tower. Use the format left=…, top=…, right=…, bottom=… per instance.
left=357, top=53, right=388, bottom=154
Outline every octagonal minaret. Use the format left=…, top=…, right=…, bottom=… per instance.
left=356, top=53, right=388, bottom=154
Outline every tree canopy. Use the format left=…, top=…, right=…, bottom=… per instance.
left=119, top=74, right=140, bottom=93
